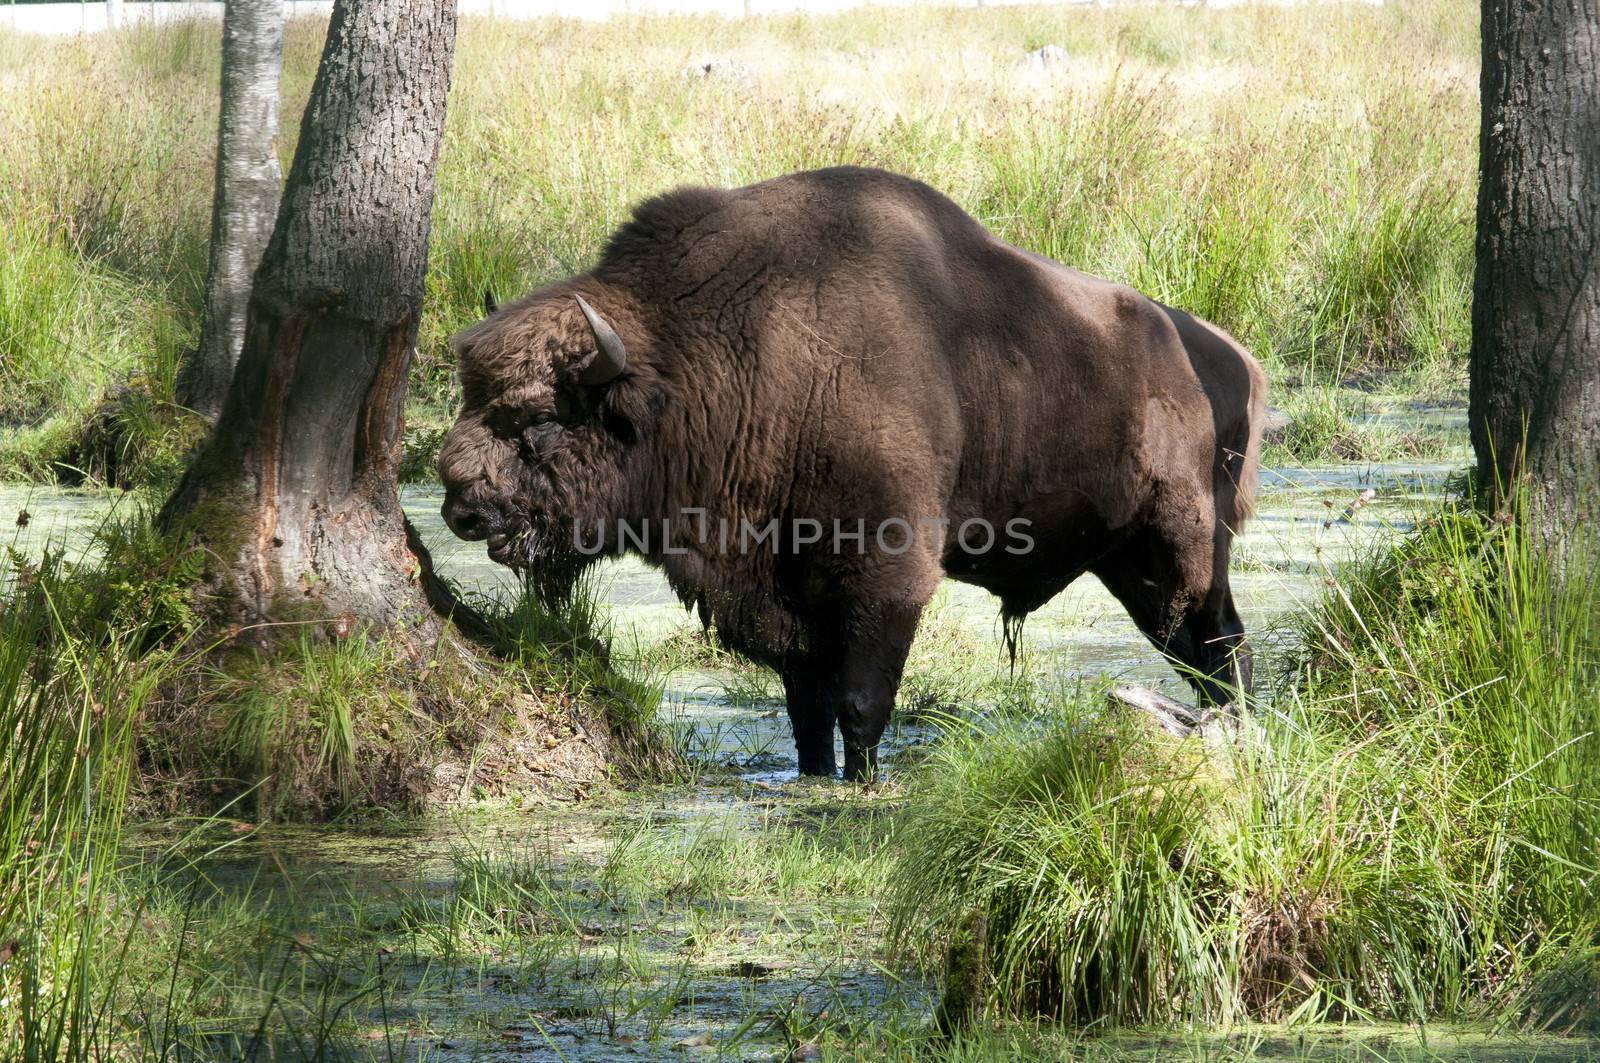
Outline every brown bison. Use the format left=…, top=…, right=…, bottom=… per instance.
left=438, top=167, right=1265, bottom=780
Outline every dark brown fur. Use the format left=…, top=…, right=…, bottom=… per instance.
left=438, top=167, right=1266, bottom=780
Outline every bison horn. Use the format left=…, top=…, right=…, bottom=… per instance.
left=483, top=290, right=499, bottom=316
left=574, top=294, right=627, bottom=385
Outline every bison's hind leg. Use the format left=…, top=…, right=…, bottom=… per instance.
left=1092, top=521, right=1250, bottom=709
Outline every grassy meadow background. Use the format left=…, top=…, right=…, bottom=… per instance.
left=0, top=0, right=1476, bottom=483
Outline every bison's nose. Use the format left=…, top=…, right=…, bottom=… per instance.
left=442, top=495, right=501, bottom=542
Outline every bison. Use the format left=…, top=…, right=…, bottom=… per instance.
left=437, top=166, right=1266, bottom=781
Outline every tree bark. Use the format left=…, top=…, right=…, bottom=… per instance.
left=162, top=0, right=459, bottom=633
left=1470, top=0, right=1600, bottom=542
left=180, top=0, right=284, bottom=422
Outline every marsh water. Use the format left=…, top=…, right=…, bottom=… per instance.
left=14, top=449, right=1594, bottom=1060
left=3, top=460, right=1457, bottom=779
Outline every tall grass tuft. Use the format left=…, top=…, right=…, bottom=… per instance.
left=889, top=502, right=1599, bottom=1029
left=468, top=572, right=676, bottom=778
left=0, top=549, right=176, bottom=1059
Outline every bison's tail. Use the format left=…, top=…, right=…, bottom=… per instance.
left=1224, top=350, right=1268, bottom=532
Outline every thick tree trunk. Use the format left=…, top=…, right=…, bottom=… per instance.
left=162, top=0, right=459, bottom=633
left=180, top=0, right=284, bottom=422
left=1470, top=1, right=1600, bottom=542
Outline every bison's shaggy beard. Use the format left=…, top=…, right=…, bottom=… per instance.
left=501, top=516, right=594, bottom=610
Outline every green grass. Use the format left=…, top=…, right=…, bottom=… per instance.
left=0, top=547, right=181, bottom=1060
left=887, top=501, right=1599, bottom=1032
left=0, top=215, right=200, bottom=485
left=130, top=568, right=674, bottom=821
left=0, top=1, right=1476, bottom=484
left=1264, top=383, right=1460, bottom=466
left=0, top=519, right=680, bottom=1056
left=465, top=570, right=677, bottom=777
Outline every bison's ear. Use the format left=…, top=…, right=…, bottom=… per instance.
left=598, top=373, right=664, bottom=444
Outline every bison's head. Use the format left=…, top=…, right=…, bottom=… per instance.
left=436, top=289, right=652, bottom=602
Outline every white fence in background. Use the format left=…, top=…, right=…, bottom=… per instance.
left=3, top=0, right=1381, bottom=36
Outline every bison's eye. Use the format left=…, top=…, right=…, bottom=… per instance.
left=489, top=406, right=548, bottom=437
left=521, top=414, right=560, bottom=453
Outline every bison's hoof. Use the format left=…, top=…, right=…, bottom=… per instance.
left=842, top=750, right=878, bottom=784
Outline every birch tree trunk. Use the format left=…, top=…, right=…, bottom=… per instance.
left=181, top=0, right=284, bottom=421
left=106, top=0, right=123, bottom=30
left=1470, top=0, right=1600, bottom=543
left=162, top=0, right=460, bottom=636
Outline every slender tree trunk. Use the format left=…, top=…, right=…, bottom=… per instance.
left=106, top=0, right=123, bottom=30
left=162, top=0, right=459, bottom=634
left=180, top=0, right=284, bottom=421
left=1470, top=0, right=1600, bottom=542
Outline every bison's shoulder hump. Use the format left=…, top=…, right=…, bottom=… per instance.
left=604, top=186, right=732, bottom=260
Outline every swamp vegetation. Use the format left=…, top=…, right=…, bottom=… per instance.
left=5, top=463, right=1598, bottom=1059
left=4, top=0, right=1599, bottom=1059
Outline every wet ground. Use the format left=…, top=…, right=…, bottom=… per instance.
left=17, top=454, right=1595, bottom=1060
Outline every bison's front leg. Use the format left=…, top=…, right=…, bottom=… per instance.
left=781, top=666, right=837, bottom=777
left=819, top=601, right=923, bottom=783
left=1091, top=520, right=1253, bottom=709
